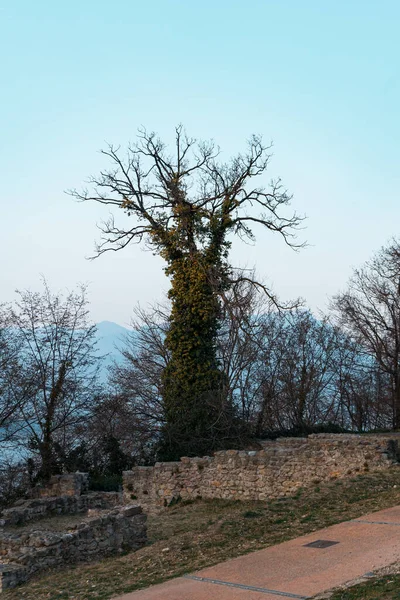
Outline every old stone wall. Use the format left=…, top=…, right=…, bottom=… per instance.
left=0, top=505, right=146, bottom=591
left=123, top=434, right=400, bottom=510
left=30, top=472, right=89, bottom=498
left=0, top=491, right=122, bottom=527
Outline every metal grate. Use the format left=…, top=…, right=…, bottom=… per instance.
left=304, top=539, right=339, bottom=549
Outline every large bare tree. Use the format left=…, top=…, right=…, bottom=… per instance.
left=72, top=126, right=304, bottom=458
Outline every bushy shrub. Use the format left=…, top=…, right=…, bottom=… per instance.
left=88, top=474, right=122, bottom=492
left=0, top=461, right=31, bottom=508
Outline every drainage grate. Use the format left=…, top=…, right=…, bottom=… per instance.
left=304, top=540, right=339, bottom=549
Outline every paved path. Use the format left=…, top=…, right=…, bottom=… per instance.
left=113, top=505, right=400, bottom=599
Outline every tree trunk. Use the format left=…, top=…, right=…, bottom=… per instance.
left=39, top=432, right=54, bottom=481
left=38, top=361, right=67, bottom=480
left=159, top=255, right=229, bottom=460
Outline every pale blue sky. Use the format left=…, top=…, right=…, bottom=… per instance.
left=1, top=1, right=399, bottom=324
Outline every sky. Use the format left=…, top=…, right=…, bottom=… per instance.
left=1, top=1, right=400, bottom=326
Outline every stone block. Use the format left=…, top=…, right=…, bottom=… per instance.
left=121, top=505, right=142, bottom=517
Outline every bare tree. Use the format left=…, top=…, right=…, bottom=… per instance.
left=246, top=310, right=342, bottom=434
left=332, top=239, right=400, bottom=428
left=108, top=303, right=170, bottom=453
left=334, top=339, right=392, bottom=431
left=0, top=305, right=29, bottom=445
left=276, top=311, right=340, bottom=429
left=216, top=278, right=275, bottom=425
left=9, top=280, right=101, bottom=480
left=85, top=392, right=157, bottom=467
left=0, top=460, right=31, bottom=509
left=72, top=126, right=305, bottom=458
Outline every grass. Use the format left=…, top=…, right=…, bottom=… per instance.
left=4, top=467, right=400, bottom=599
left=329, top=571, right=400, bottom=599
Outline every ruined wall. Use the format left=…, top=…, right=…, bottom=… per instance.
left=123, top=434, right=400, bottom=510
left=0, top=505, right=146, bottom=591
left=0, top=491, right=122, bottom=527
left=30, top=472, right=89, bottom=498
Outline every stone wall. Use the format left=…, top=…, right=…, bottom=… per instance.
left=0, top=491, right=122, bottom=527
left=0, top=505, right=146, bottom=591
left=123, top=434, right=400, bottom=511
left=30, top=472, right=89, bottom=498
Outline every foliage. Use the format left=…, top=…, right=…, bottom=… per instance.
left=88, top=474, right=122, bottom=493
left=160, top=255, right=229, bottom=459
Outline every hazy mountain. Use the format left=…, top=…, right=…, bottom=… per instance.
left=95, top=321, right=131, bottom=378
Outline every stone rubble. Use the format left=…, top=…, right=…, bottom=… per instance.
left=0, top=474, right=147, bottom=592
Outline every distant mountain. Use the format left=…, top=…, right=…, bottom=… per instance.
left=95, top=321, right=130, bottom=379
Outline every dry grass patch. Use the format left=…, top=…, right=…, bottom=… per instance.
left=327, top=563, right=400, bottom=599
left=4, top=467, right=400, bottom=600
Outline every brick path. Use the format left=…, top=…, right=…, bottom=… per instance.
left=113, top=506, right=400, bottom=599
